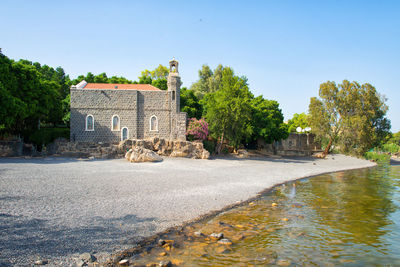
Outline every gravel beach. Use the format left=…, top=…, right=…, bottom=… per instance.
left=0, top=154, right=375, bottom=265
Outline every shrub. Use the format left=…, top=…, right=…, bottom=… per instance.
left=186, top=118, right=209, bottom=141
left=28, top=127, right=70, bottom=150
left=381, top=143, right=400, bottom=154
left=364, top=151, right=390, bottom=162
left=203, top=139, right=215, bottom=154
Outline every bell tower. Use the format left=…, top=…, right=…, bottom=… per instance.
left=167, top=58, right=181, bottom=113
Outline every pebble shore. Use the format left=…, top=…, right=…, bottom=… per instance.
left=0, top=154, right=375, bottom=265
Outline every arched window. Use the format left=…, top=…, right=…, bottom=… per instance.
left=150, top=115, right=158, bottom=132
left=85, top=115, right=94, bottom=131
left=112, top=115, right=120, bottom=131
left=121, top=127, right=128, bottom=141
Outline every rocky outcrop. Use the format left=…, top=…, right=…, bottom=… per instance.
left=126, top=147, right=163, bottom=163
left=45, top=137, right=210, bottom=160
left=119, top=138, right=210, bottom=159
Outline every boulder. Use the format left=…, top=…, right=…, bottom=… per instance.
left=201, top=149, right=210, bottom=159
left=127, top=147, right=163, bottom=163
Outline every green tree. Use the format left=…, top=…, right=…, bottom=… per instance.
left=191, top=64, right=224, bottom=99
left=387, top=131, right=400, bottom=145
left=180, top=87, right=203, bottom=119
left=202, top=67, right=253, bottom=152
left=137, top=64, right=169, bottom=90
left=309, top=80, right=390, bottom=156
left=287, top=113, right=310, bottom=133
left=250, top=96, right=289, bottom=144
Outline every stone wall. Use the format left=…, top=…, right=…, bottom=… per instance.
left=47, top=137, right=209, bottom=159
left=0, top=140, right=23, bottom=157
left=257, top=133, right=321, bottom=156
left=70, top=89, right=187, bottom=143
left=70, top=89, right=139, bottom=143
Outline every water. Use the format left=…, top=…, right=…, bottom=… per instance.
left=132, top=164, right=400, bottom=266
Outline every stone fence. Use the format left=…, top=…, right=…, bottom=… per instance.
left=46, top=137, right=209, bottom=159
left=0, top=140, right=23, bottom=157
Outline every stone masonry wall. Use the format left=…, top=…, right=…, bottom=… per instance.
left=70, top=88, right=187, bottom=143
left=70, top=89, right=138, bottom=143
left=0, top=140, right=23, bottom=157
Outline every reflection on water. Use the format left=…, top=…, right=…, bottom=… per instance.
left=133, top=164, right=400, bottom=266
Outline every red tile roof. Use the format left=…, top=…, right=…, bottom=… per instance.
left=83, top=83, right=161, bottom=91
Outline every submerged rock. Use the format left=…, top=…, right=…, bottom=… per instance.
left=210, top=233, right=224, bottom=240
left=159, top=260, right=172, bottom=267
left=194, top=231, right=205, bottom=237
left=217, top=238, right=233, bottom=245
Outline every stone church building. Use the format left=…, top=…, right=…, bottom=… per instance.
left=70, top=59, right=187, bottom=143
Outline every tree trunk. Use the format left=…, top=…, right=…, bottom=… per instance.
left=323, top=137, right=333, bottom=156
left=216, top=132, right=224, bottom=154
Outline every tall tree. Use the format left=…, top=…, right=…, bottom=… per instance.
left=287, top=113, right=310, bottom=133
left=191, top=64, right=224, bottom=99
left=180, top=87, right=203, bottom=119
left=309, top=80, right=390, bottom=156
left=137, top=64, right=169, bottom=90
left=250, top=96, right=289, bottom=144
left=202, top=67, right=253, bottom=152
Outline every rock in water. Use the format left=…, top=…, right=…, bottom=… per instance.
left=210, top=233, right=224, bottom=240
left=159, top=260, right=172, bottom=267
left=194, top=231, right=204, bottom=237
left=129, top=146, right=163, bottom=163
left=218, top=238, right=233, bottom=245
left=34, top=259, right=48, bottom=265
left=118, top=259, right=129, bottom=265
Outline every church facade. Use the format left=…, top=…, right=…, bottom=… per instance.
left=70, top=59, right=187, bottom=143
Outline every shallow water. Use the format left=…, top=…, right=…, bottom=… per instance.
left=133, top=164, right=400, bottom=266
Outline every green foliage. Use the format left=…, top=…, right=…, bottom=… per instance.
left=309, top=80, right=391, bottom=156
left=249, top=96, right=288, bottom=144
left=0, top=53, right=66, bottom=137
left=180, top=87, right=202, bottom=119
left=287, top=113, right=310, bottom=133
left=190, top=64, right=224, bottom=99
left=202, top=67, right=253, bottom=150
left=71, top=72, right=133, bottom=85
left=203, top=139, right=216, bottom=154
left=137, top=64, right=169, bottom=90
left=364, top=151, right=390, bottom=162
left=28, top=127, right=70, bottom=150
left=387, top=131, right=400, bottom=145
left=381, top=143, right=400, bottom=154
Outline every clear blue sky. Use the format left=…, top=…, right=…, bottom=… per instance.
left=1, top=0, right=399, bottom=132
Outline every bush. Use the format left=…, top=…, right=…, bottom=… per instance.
left=28, top=127, right=70, bottom=150
left=364, top=151, right=390, bottom=162
left=381, top=143, right=400, bottom=154
left=186, top=118, right=209, bottom=141
left=203, top=139, right=215, bottom=154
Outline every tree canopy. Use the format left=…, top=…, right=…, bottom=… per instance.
left=202, top=67, right=253, bottom=151
left=309, top=80, right=391, bottom=156
left=0, top=53, right=64, bottom=137
left=287, top=113, right=310, bottom=133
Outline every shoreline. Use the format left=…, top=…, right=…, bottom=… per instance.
left=0, top=154, right=376, bottom=265
left=109, top=159, right=378, bottom=264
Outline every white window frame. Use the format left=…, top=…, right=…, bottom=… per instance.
left=85, top=114, right=94, bottom=131
left=121, top=127, right=129, bottom=141
left=150, top=115, right=158, bottom=132
left=111, top=115, right=120, bottom=131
